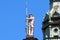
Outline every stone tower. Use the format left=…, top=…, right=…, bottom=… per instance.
left=42, top=0, right=60, bottom=40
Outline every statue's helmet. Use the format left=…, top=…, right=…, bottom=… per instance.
left=29, top=14, right=33, bottom=17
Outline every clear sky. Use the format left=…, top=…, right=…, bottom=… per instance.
left=0, top=0, right=49, bottom=40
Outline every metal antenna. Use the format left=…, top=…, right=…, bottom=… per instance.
left=26, top=1, right=28, bottom=17
left=26, top=1, right=28, bottom=26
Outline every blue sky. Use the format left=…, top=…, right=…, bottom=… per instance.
left=0, top=0, right=49, bottom=40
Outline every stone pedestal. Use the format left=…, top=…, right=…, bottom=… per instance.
left=23, top=37, right=38, bottom=40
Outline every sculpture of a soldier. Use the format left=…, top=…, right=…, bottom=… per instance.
left=26, top=14, right=34, bottom=37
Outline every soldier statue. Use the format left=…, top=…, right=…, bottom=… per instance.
left=26, top=14, right=34, bottom=37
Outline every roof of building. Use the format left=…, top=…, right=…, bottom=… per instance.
left=42, top=9, right=60, bottom=30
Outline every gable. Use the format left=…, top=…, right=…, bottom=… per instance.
left=53, top=11, right=60, bottom=16
left=47, top=8, right=60, bottom=17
